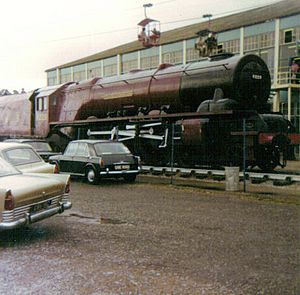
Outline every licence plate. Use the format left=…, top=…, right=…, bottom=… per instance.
left=115, top=165, right=130, bottom=170
left=32, top=202, right=48, bottom=213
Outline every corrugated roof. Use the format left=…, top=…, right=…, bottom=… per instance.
left=35, top=83, right=72, bottom=98
left=46, top=0, right=300, bottom=72
left=0, top=92, right=34, bottom=102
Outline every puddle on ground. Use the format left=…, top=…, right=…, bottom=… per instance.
left=99, top=217, right=127, bottom=225
left=63, top=212, right=128, bottom=225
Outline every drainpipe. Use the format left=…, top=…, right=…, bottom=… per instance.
left=273, top=18, right=280, bottom=87
left=240, top=27, right=244, bottom=56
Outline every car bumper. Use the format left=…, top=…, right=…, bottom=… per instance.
left=0, top=201, right=72, bottom=230
left=99, top=169, right=140, bottom=176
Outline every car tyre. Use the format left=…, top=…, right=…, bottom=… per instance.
left=124, top=174, right=137, bottom=182
left=85, top=167, right=99, bottom=184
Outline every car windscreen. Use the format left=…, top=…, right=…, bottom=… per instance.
left=0, top=157, right=21, bottom=176
left=93, top=143, right=130, bottom=155
left=4, top=147, right=42, bottom=166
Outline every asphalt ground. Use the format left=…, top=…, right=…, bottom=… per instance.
left=0, top=177, right=299, bottom=295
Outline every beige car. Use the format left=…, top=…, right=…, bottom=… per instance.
left=0, top=157, right=72, bottom=230
left=0, top=142, right=55, bottom=173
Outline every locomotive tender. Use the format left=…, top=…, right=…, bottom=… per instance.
left=0, top=53, right=299, bottom=170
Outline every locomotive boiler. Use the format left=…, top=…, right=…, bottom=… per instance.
left=57, top=53, right=271, bottom=122
left=0, top=53, right=298, bottom=170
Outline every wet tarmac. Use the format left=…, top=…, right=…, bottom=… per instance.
left=0, top=180, right=299, bottom=294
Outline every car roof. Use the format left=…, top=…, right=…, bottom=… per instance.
left=0, top=142, right=36, bottom=150
left=4, top=138, right=47, bottom=143
left=70, top=140, right=121, bottom=144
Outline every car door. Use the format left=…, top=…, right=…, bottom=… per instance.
left=59, top=142, right=79, bottom=173
left=72, top=142, right=90, bottom=175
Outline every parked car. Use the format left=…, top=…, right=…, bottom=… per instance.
left=4, top=138, right=60, bottom=161
left=0, top=142, right=55, bottom=173
left=49, top=140, right=141, bottom=184
left=0, top=157, right=71, bottom=230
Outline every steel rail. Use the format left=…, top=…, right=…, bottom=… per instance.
left=141, top=166, right=300, bottom=185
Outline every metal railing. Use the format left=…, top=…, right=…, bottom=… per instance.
left=276, top=68, right=300, bottom=85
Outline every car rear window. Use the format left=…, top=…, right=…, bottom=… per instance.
left=4, top=148, right=42, bottom=165
left=27, top=141, right=52, bottom=152
left=94, top=143, right=130, bottom=155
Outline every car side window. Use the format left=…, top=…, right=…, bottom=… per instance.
left=88, top=144, right=96, bottom=157
left=77, top=143, right=89, bottom=157
left=64, top=143, right=78, bottom=156
left=94, top=143, right=130, bottom=155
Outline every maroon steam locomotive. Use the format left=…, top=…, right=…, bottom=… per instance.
left=0, top=53, right=299, bottom=170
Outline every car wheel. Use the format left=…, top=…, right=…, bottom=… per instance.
left=86, top=167, right=99, bottom=184
left=124, top=174, right=136, bottom=182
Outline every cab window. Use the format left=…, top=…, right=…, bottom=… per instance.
left=36, top=97, right=48, bottom=112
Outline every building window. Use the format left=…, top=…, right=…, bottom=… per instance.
left=220, top=39, right=239, bottom=53
left=162, top=51, right=183, bottom=64
left=73, top=64, right=86, bottom=82
left=280, top=27, right=299, bottom=44
left=47, top=70, right=57, bottom=86
left=284, top=29, right=294, bottom=43
left=87, top=60, right=102, bottom=78
left=186, top=47, right=199, bottom=62
left=186, top=38, right=199, bottom=63
left=162, top=42, right=183, bottom=64
left=60, top=67, right=72, bottom=83
left=121, top=52, right=139, bottom=74
left=226, top=40, right=237, bottom=53
left=259, top=32, right=275, bottom=48
left=244, top=35, right=259, bottom=51
left=217, top=43, right=224, bottom=53
left=140, top=47, right=159, bottom=69
left=259, top=48, right=275, bottom=81
left=278, top=44, right=299, bottom=84
left=244, top=31, right=274, bottom=52
left=103, top=57, right=117, bottom=77
left=141, top=55, right=159, bottom=69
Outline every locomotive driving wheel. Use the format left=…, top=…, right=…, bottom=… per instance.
left=257, top=149, right=280, bottom=171
left=226, top=145, right=244, bottom=168
left=257, top=140, right=287, bottom=172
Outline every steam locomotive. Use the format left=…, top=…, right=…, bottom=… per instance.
left=0, top=53, right=299, bottom=170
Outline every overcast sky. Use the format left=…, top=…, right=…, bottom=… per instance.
left=0, top=0, right=282, bottom=92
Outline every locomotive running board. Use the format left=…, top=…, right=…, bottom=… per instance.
left=50, top=110, right=235, bottom=129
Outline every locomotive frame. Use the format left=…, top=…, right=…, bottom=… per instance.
left=49, top=108, right=297, bottom=171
